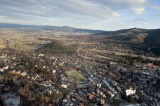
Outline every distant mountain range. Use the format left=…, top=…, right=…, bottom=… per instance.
left=0, top=23, right=104, bottom=34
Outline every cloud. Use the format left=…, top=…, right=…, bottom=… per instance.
left=0, top=15, right=7, bottom=18
left=154, top=6, right=160, bottom=10
left=0, top=0, right=119, bottom=19
left=0, top=0, right=146, bottom=21
left=0, top=0, right=157, bottom=30
left=132, top=7, right=145, bottom=14
left=90, top=0, right=146, bottom=14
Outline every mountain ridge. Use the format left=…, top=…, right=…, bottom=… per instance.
left=0, top=23, right=105, bottom=34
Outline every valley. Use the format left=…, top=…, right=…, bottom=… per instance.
left=0, top=25, right=160, bottom=106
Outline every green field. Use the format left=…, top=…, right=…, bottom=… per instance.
left=67, top=70, right=86, bottom=82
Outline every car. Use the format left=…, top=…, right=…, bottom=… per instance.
left=63, top=99, right=68, bottom=103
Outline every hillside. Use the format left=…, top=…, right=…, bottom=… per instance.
left=36, top=40, right=76, bottom=55
left=144, top=29, right=160, bottom=46
left=99, top=28, right=160, bottom=55
left=99, top=28, right=160, bottom=46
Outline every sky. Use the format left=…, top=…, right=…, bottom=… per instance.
left=0, top=0, right=160, bottom=30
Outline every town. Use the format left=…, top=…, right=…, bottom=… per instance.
left=0, top=0, right=160, bottom=105
left=0, top=31, right=160, bottom=106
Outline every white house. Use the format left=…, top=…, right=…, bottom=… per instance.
left=126, top=87, right=136, bottom=96
left=61, top=84, right=68, bottom=88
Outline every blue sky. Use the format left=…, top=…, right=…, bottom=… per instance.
left=0, top=0, right=159, bottom=30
